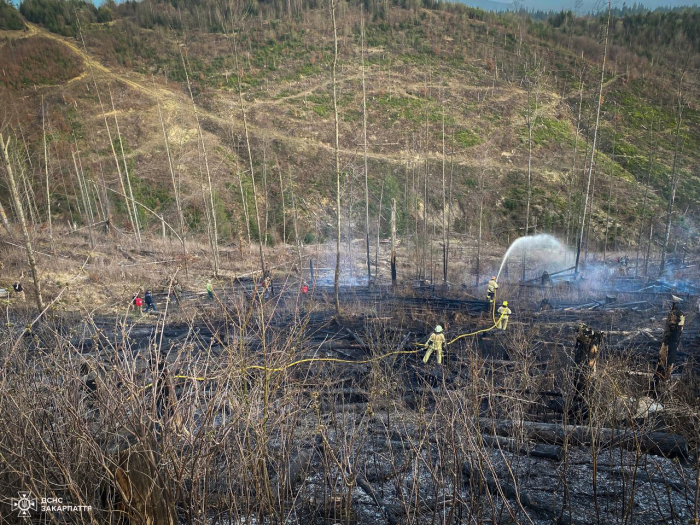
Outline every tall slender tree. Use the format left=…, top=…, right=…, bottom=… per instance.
left=180, top=45, right=220, bottom=276
left=659, top=66, right=688, bottom=277
left=41, top=96, right=54, bottom=251
left=575, top=0, right=610, bottom=276
left=0, top=133, right=44, bottom=311
left=232, top=32, right=267, bottom=276
left=361, top=7, right=371, bottom=287
left=109, top=87, right=141, bottom=243
left=330, top=0, right=341, bottom=315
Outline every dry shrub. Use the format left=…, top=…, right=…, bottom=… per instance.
left=0, top=36, right=83, bottom=89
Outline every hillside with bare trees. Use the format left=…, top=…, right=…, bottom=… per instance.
left=0, top=0, right=699, bottom=523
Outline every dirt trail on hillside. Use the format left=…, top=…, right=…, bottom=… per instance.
left=24, top=23, right=576, bottom=171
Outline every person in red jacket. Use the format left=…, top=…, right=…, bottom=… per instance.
left=133, top=293, right=144, bottom=311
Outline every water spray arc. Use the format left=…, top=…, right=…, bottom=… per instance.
left=496, top=234, right=573, bottom=282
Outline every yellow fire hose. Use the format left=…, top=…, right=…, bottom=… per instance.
left=128, top=289, right=504, bottom=396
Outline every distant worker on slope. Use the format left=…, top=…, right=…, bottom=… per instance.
left=423, top=325, right=446, bottom=365
left=497, top=301, right=511, bottom=331
left=487, top=276, right=498, bottom=304
left=133, top=292, right=144, bottom=311
left=206, top=280, right=214, bottom=300
left=12, top=280, right=25, bottom=302
left=144, top=290, right=157, bottom=313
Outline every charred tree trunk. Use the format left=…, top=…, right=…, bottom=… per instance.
left=573, top=323, right=603, bottom=398
left=651, top=303, right=685, bottom=396
left=479, top=419, right=688, bottom=460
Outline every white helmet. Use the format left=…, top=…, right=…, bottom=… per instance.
left=435, top=325, right=443, bottom=333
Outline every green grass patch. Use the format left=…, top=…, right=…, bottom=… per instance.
left=453, top=129, right=482, bottom=149
left=527, top=116, right=571, bottom=147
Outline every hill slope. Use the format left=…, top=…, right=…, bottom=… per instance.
left=1, top=1, right=698, bottom=259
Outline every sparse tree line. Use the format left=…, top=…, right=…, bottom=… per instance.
left=0, top=0, right=697, bottom=307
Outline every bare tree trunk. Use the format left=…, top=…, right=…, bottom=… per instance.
left=238, top=169, right=251, bottom=245
left=423, top=158, right=428, bottom=280
left=13, top=145, right=39, bottom=228
left=91, top=78, right=136, bottom=236
left=361, top=8, right=371, bottom=288
left=603, top=125, right=615, bottom=264
left=109, top=87, right=141, bottom=243
left=635, top=121, right=655, bottom=277
left=476, top=149, right=487, bottom=286
left=391, top=197, right=396, bottom=288
left=153, top=75, right=186, bottom=252
left=262, top=141, right=270, bottom=243
left=0, top=133, right=44, bottom=311
left=331, top=0, right=341, bottom=315
left=72, top=150, right=95, bottom=248
left=644, top=220, right=653, bottom=277
left=525, top=83, right=533, bottom=239
left=75, top=142, right=97, bottom=229
left=575, top=1, right=610, bottom=275
left=288, top=165, right=302, bottom=272
left=566, top=73, right=584, bottom=246
left=232, top=35, right=266, bottom=276
left=0, top=200, right=11, bottom=235
left=441, top=99, right=447, bottom=285
left=447, top=152, right=454, bottom=281
left=278, top=163, right=286, bottom=245
left=180, top=46, right=220, bottom=276
left=375, top=179, right=385, bottom=281
left=41, top=96, right=54, bottom=251
left=659, top=70, right=687, bottom=277
left=584, top=168, right=596, bottom=261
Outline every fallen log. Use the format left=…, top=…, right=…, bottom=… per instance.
left=478, top=419, right=688, bottom=460
left=481, top=435, right=563, bottom=461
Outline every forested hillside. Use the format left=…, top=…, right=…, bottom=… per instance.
left=1, top=0, right=698, bottom=258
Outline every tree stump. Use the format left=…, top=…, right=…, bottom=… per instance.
left=110, top=443, right=176, bottom=525
left=573, top=323, right=603, bottom=398
left=651, top=302, right=685, bottom=397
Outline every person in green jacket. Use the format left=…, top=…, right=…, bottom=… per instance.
left=206, top=280, right=214, bottom=300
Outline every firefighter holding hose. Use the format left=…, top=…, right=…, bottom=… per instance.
left=487, top=276, right=498, bottom=304
left=423, top=325, right=446, bottom=365
left=497, top=301, right=511, bottom=331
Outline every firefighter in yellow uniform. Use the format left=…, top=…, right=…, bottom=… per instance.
left=487, top=276, right=498, bottom=304
left=423, top=325, right=446, bottom=365
left=497, top=301, right=511, bottom=331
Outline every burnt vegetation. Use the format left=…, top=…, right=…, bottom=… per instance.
left=0, top=0, right=699, bottom=522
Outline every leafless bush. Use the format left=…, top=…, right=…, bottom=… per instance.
left=1, top=277, right=698, bottom=524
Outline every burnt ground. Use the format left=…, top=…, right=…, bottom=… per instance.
left=5, top=276, right=700, bottom=524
